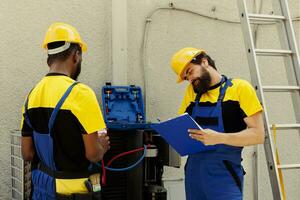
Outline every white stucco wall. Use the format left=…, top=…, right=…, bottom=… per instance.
left=0, top=1, right=111, bottom=199
left=0, top=0, right=299, bottom=199
left=126, top=1, right=300, bottom=199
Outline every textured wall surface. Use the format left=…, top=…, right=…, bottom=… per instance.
left=126, top=0, right=300, bottom=199
left=0, top=1, right=111, bottom=199
left=0, top=0, right=299, bottom=199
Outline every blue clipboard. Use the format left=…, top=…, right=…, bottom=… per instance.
left=150, top=113, right=216, bottom=156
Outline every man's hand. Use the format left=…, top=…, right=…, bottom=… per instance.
left=188, top=129, right=223, bottom=146
left=97, top=129, right=110, bottom=153
left=188, top=112, right=265, bottom=147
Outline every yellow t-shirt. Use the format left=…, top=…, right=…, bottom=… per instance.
left=178, top=78, right=262, bottom=133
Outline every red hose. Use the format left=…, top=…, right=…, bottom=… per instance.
left=101, top=144, right=150, bottom=186
left=101, top=159, right=107, bottom=186
left=107, top=147, right=145, bottom=167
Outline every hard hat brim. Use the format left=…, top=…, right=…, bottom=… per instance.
left=81, top=42, right=87, bottom=52
left=42, top=41, right=88, bottom=52
left=176, top=76, right=184, bottom=83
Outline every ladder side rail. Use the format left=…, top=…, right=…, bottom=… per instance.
left=253, top=145, right=259, bottom=200
left=279, top=0, right=300, bottom=80
left=237, top=0, right=283, bottom=199
left=272, top=0, right=300, bottom=129
left=279, top=0, right=300, bottom=124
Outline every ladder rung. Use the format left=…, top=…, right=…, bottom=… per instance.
left=255, top=49, right=293, bottom=56
left=262, top=86, right=300, bottom=92
left=269, top=124, right=300, bottom=130
left=277, top=164, right=300, bottom=169
left=248, top=14, right=285, bottom=22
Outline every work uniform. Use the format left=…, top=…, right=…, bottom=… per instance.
left=21, top=73, right=106, bottom=199
left=179, top=76, right=262, bottom=200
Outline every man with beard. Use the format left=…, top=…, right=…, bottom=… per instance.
left=171, top=47, right=264, bottom=200
left=21, top=22, right=110, bottom=199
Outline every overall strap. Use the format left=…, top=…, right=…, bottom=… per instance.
left=38, top=162, right=93, bottom=179
left=194, top=92, right=202, bottom=106
left=48, top=81, right=79, bottom=136
left=216, top=76, right=232, bottom=107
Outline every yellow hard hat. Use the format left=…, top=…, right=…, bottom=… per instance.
left=42, top=22, right=87, bottom=53
left=170, top=47, right=205, bottom=83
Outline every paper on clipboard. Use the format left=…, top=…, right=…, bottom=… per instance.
left=151, top=113, right=216, bottom=156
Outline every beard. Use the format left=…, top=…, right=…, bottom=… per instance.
left=192, top=69, right=212, bottom=94
left=72, top=62, right=81, bottom=80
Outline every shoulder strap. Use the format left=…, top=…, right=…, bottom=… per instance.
left=217, top=76, right=233, bottom=106
left=194, top=92, right=202, bottom=105
left=48, top=81, right=79, bottom=136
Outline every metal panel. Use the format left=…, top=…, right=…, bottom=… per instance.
left=10, top=132, right=31, bottom=200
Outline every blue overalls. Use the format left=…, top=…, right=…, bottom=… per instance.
left=24, top=82, right=100, bottom=199
left=185, top=76, right=244, bottom=200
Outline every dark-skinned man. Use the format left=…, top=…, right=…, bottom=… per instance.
left=171, top=47, right=265, bottom=200
left=21, top=22, right=109, bottom=199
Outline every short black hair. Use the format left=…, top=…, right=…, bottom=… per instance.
left=47, top=42, right=82, bottom=66
left=190, top=52, right=217, bottom=70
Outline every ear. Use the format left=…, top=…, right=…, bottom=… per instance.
left=73, top=50, right=81, bottom=64
left=201, top=58, right=209, bottom=68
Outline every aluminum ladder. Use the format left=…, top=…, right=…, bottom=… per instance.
left=237, top=0, right=300, bottom=199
